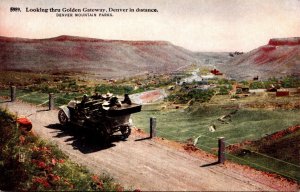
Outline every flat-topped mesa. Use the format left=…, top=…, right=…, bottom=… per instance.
left=0, top=35, right=171, bottom=46
left=48, top=35, right=104, bottom=42
left=49, top=35, right=171, bottom=46
left=268, top=37, right=300, bottom=46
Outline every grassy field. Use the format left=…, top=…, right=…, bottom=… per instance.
left=132, top=103, right=300, bottom=181
left=0, top=88, right=83, bottom=107
left=132, top=104, right=300, bottom=147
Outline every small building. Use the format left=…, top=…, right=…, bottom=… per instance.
left=276, top=90, right=289, bottom=97
left=249, top=89, right=267, bottom=93
left=201, top=74, right=215, bottom=80
left=210, top=69, right=223, bottom=75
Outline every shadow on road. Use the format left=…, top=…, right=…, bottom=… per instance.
left=36, top=109, right=50, bottom=113
left=0, top=100, right=10, bottom=103
left=45, top=123, right=128, bottom=154
left=200, top=161, right=219, bottom=167
left=135, top=137, right=151, bottom=141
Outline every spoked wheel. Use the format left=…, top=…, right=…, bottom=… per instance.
left=120, top=125, right=131, bottom=139
left=58, top=110, right=68, bottom=126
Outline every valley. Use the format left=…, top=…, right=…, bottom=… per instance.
left=0, top=35, right=299, bottom=189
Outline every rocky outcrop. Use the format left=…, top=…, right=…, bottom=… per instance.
left=268, top=37, right=300, bottom=46
left=219, top=37, right=300, bottom=80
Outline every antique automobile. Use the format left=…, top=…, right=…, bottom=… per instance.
left=58, top=93, right=141, bottom=142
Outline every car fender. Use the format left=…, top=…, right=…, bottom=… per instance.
left=59, top=105, right=71, bottom=120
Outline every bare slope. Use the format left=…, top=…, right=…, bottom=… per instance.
left=0, top=35, right=199, bottom=78
left=220, top=37, right=300, bottom=80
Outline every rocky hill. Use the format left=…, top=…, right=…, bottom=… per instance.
left=0, top=35, right=199, bottom=78
left=219, top=37, right=300, bottom=80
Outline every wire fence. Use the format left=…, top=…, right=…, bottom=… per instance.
left=0, top=87, right=82, bottom=107
left=155, top=125, right=300, bottom=181
left=132, top=106, right=300, bottom=182
left=157, top=126, right=299, bottom=167
left=1, top=86, right=299, bottom=182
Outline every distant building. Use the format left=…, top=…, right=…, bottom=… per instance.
left=249, top=89, right=267, bottom=93
left=201, top=74, right=215, bottom=80
left=179, top=71, right=203, bottom=85
left=276, top=90, right=289, bottom=97
left=210, top=69, right=223, bottom=75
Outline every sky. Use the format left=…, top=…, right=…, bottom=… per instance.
left=1, top=0, right=300, bottom=52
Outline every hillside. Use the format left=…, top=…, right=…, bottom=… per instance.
left=253, top=125, right=300, bottom=165
left=0, top=35, right=198, bottom=78
left=219, top=37, right=300, bottom=80
left=227, top=125, right=300, bottom=181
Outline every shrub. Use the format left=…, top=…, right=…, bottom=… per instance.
left=249, top=81, right=265, bottom=89
left=95, top=84, right=134, bottom=95
left=167, top=89, right=215, bottom=104
left=217, top=84, right=232, bottom=95
left=281, top=76, right=300, bottom=88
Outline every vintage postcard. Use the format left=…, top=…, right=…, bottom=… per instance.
left=0, top=0, right=299, bottom=191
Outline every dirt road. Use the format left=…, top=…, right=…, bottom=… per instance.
left=0, top=100, right=298, bottom=191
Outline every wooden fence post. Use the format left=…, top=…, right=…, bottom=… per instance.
left=150, top=117, right=156, bottom=138
left=49, top=93, right=54, bottom=110
left=10, top=86, right=16, bottom=102
left=218, top=137, right=225, bottom=164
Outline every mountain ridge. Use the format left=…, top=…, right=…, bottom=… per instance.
left=2, top=35, right=298, bottom=80
left=0, top=35, right=171, bottom=45
left=0, top=35, right=198, bottom=78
